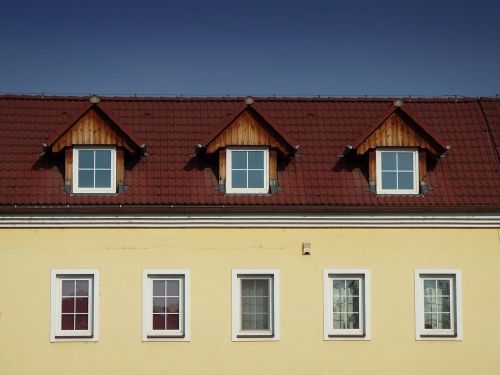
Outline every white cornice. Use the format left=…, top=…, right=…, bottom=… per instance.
left=0, top=213, right=499, bottom=228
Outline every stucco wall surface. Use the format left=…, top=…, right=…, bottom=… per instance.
left=0, top=228, right=499, bottom=375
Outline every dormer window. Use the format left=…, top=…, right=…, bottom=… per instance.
left=73, top=147, right=116, bottom=194
left=226, top=148, right=269, bottom=194
left=376, top=149, right=418, bottom=194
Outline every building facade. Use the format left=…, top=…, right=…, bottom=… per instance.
left=0, top=95, right=499, bottom=374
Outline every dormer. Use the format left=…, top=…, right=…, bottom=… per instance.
left=197, top=98, right=299, bottom=194
left=345, top=101, right=450, bottom=195
left=45, top=96, right=146, bottom=194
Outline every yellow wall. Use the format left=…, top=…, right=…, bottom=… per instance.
left=0, top=228, right=499, bottom=375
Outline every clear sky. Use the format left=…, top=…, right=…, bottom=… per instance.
left=1, top=0, right=499, bottom=97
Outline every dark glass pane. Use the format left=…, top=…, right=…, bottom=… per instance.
left=75, top=280, right=89, bottom=296
left=347, top=313, right=359, bottom=329
left=153, top=297, right=166, bottom=313
left=382, top=172, right=397, bottom=189
left=440, top=313, right=451, bottom=329
left=347, top=280, right=359, bottom=296
left=255, top=296, right=269, bottom=313
left=62, top=280, right=75, bottom=296
left=438, top=297, right=450, bottom=313
left=167, top=314, right=179, bottom=330
left=424, top=313, right=433, bottom=329
left=381, top=152, right=396, bottom=170
left=78, top=170, right=94, bottom=188
left=242, top=313, right=254, bottom=330
left=153, top=280, right=165, bottom=296
left=167, top=280, right=179, bottom=296
left=166, top=298, right=179, bottom=313
left=347, top=296, right=359, bottom=313
left=437, top=280, right=450, bottom=296
left=78, top=150, right=94, bottom=169
left=424, top=280, right=436, bottom=296
left=75, top=314, right=88, bottom=330
left=61, top=314, right=74, bottom=330
left=61, top=298, right=74, bottom=313
left=232, top=151, right=247, bottom=169
left=398, top=152, right=413, bottom=170
left=255, top=313, right=269, bottom=330
left=248, top=151, right=264, bottom=169
left=242, top=296, right=254, bottom=313
left=75, top=298, right=88, bottom=313
left=241, top=280, right=254, bottom=297
left=95, top=170, right=111, bottom=188
left=248, top=170, right=264, bottom=188
left=254, top=280, right=269, bottom=296
left=398, top=172, right=414, bottom=189
left=95, top=150, right=111, bottom=168
left=232, top=170, right=247, bottom=188
left=152, top=314, right=165, bottom=330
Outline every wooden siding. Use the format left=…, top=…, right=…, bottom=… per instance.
left=269, top=150, right=278, bottom=181
left=357, top=112, right=438, bottom=155
left=219, top=148, right=226, bottom=181
left=116, top=149, right=124, bottom=186
left=52, top=109, right=134, bottom=152
left=206, top=110, right=289, bottom=154
left=65, top=148, right=73, bottom=181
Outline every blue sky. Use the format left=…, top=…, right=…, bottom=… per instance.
left=1, top=0, right=499, bottom=97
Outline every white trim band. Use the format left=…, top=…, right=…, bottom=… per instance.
left=0, top=213, right=499, bottom=228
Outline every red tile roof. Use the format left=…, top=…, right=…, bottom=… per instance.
left=0, top=95, right=499, bottom=212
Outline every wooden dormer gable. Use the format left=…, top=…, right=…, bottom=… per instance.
left=348, top=104, right=450, bottom=193
left=199, top=100, right=299, bottom=193
left=46, top=99, right=145, bottom=194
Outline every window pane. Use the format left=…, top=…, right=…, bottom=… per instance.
left=242, top=313, right=254, bottom=330
left=440, top=313, right=451, bottom=329
left=153, top=280, right=165, bottom=296
left=78, top=170, right=94, bottom=188
left=167, top=314, right=179, bottom=330
left=255, top=296, right=269, bottom=313
left=255, top=313, right=269, bottom=330
left=167, top=280, right=179, bottom=296
left=95, top=170, right=111, bottom=188
left=166, top=298, right=179, bottom=313
left=153, top=297, right=166, bottom=313
left=75, top=298, right=88, bottom=313
left=346, top=280, right=359, bottom=296
left=437, top=280, right=450, bottom=296
left=398, top=172, right=414, bottom=189
left=232, top=151, right=247, bottom=169
left=248, top=170, right=264, bottom=188
left=62, top=298, right=74, bottom=313
left=333, top=280, right=345, bottom=297
left=75, top=314, right=88, bottom=330
left=78, top=150, right=94, bottom=169
left=232, top=170, right=247, bottom=188
left=346, top=296, right=359, bottom=313
left=95, top=150, right=111, bottom=169
left=153, top=314, right=166, bottom=330
left=437, top=297, right=450, bottom=313
left=381, top=172, right=397, bottom=189
left=333, top=313, right=342, bottom=329
left=61, top=314, right=74, bottom=330
left=248, top=151, right=264, bottom=169
left=381, top=152, right=396, bottom=170
left=424, top=296, right=436, bottom=312
left=398, top=152, right=414, bottom=171
left=254, top=280, right=269, bottom=296
left=424, top=313, right=433, bottom=329
left=62, top=280, right=75, bottom=296
left=241, top=280, right=254, bottom=297
left=347, top=313, right=359, bottom=329
left=75, top=280, right=89, bottom=296
left=242, top=296, right=254, bottom=313
left=424, top=280, right=436, bottom=296
left=334, top=296, right=346, bottom=313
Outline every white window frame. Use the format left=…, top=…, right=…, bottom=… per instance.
left=376, top=148, right=419, bottom=194
left=73, top=146, right=116, bottom=194
left=232, top=269, right=279, bottom=341
left=50, top=269, right=99, bottom=342
left=226, top=147, right=269, bottom=194
left=415, top=269, right=462, bottom=340
left=323, top=269, right=371, bottom=341
left=142, top=269, right=190, bottom=342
